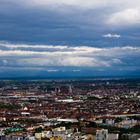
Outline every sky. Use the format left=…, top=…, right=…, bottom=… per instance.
left=0, top=0, right=140, bottom=78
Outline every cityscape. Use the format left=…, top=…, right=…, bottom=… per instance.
left=0, top=78, right=140, bottom=140
left=1, top=0, right=140, bottom=139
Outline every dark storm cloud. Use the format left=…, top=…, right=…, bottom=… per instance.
left=0, top=0, right=140, bottom=77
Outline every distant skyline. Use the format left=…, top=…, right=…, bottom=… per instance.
left=0, top=0, right=140, bottom=78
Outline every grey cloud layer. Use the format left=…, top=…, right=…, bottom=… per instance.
left=1, top=0, right=140, bottom=48
left=1, top=0, right=140, bottom=28
left=0, top=42, right=140, bottom=71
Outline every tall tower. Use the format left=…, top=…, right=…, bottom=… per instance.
left=69, top=85, right=73, bottom=94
